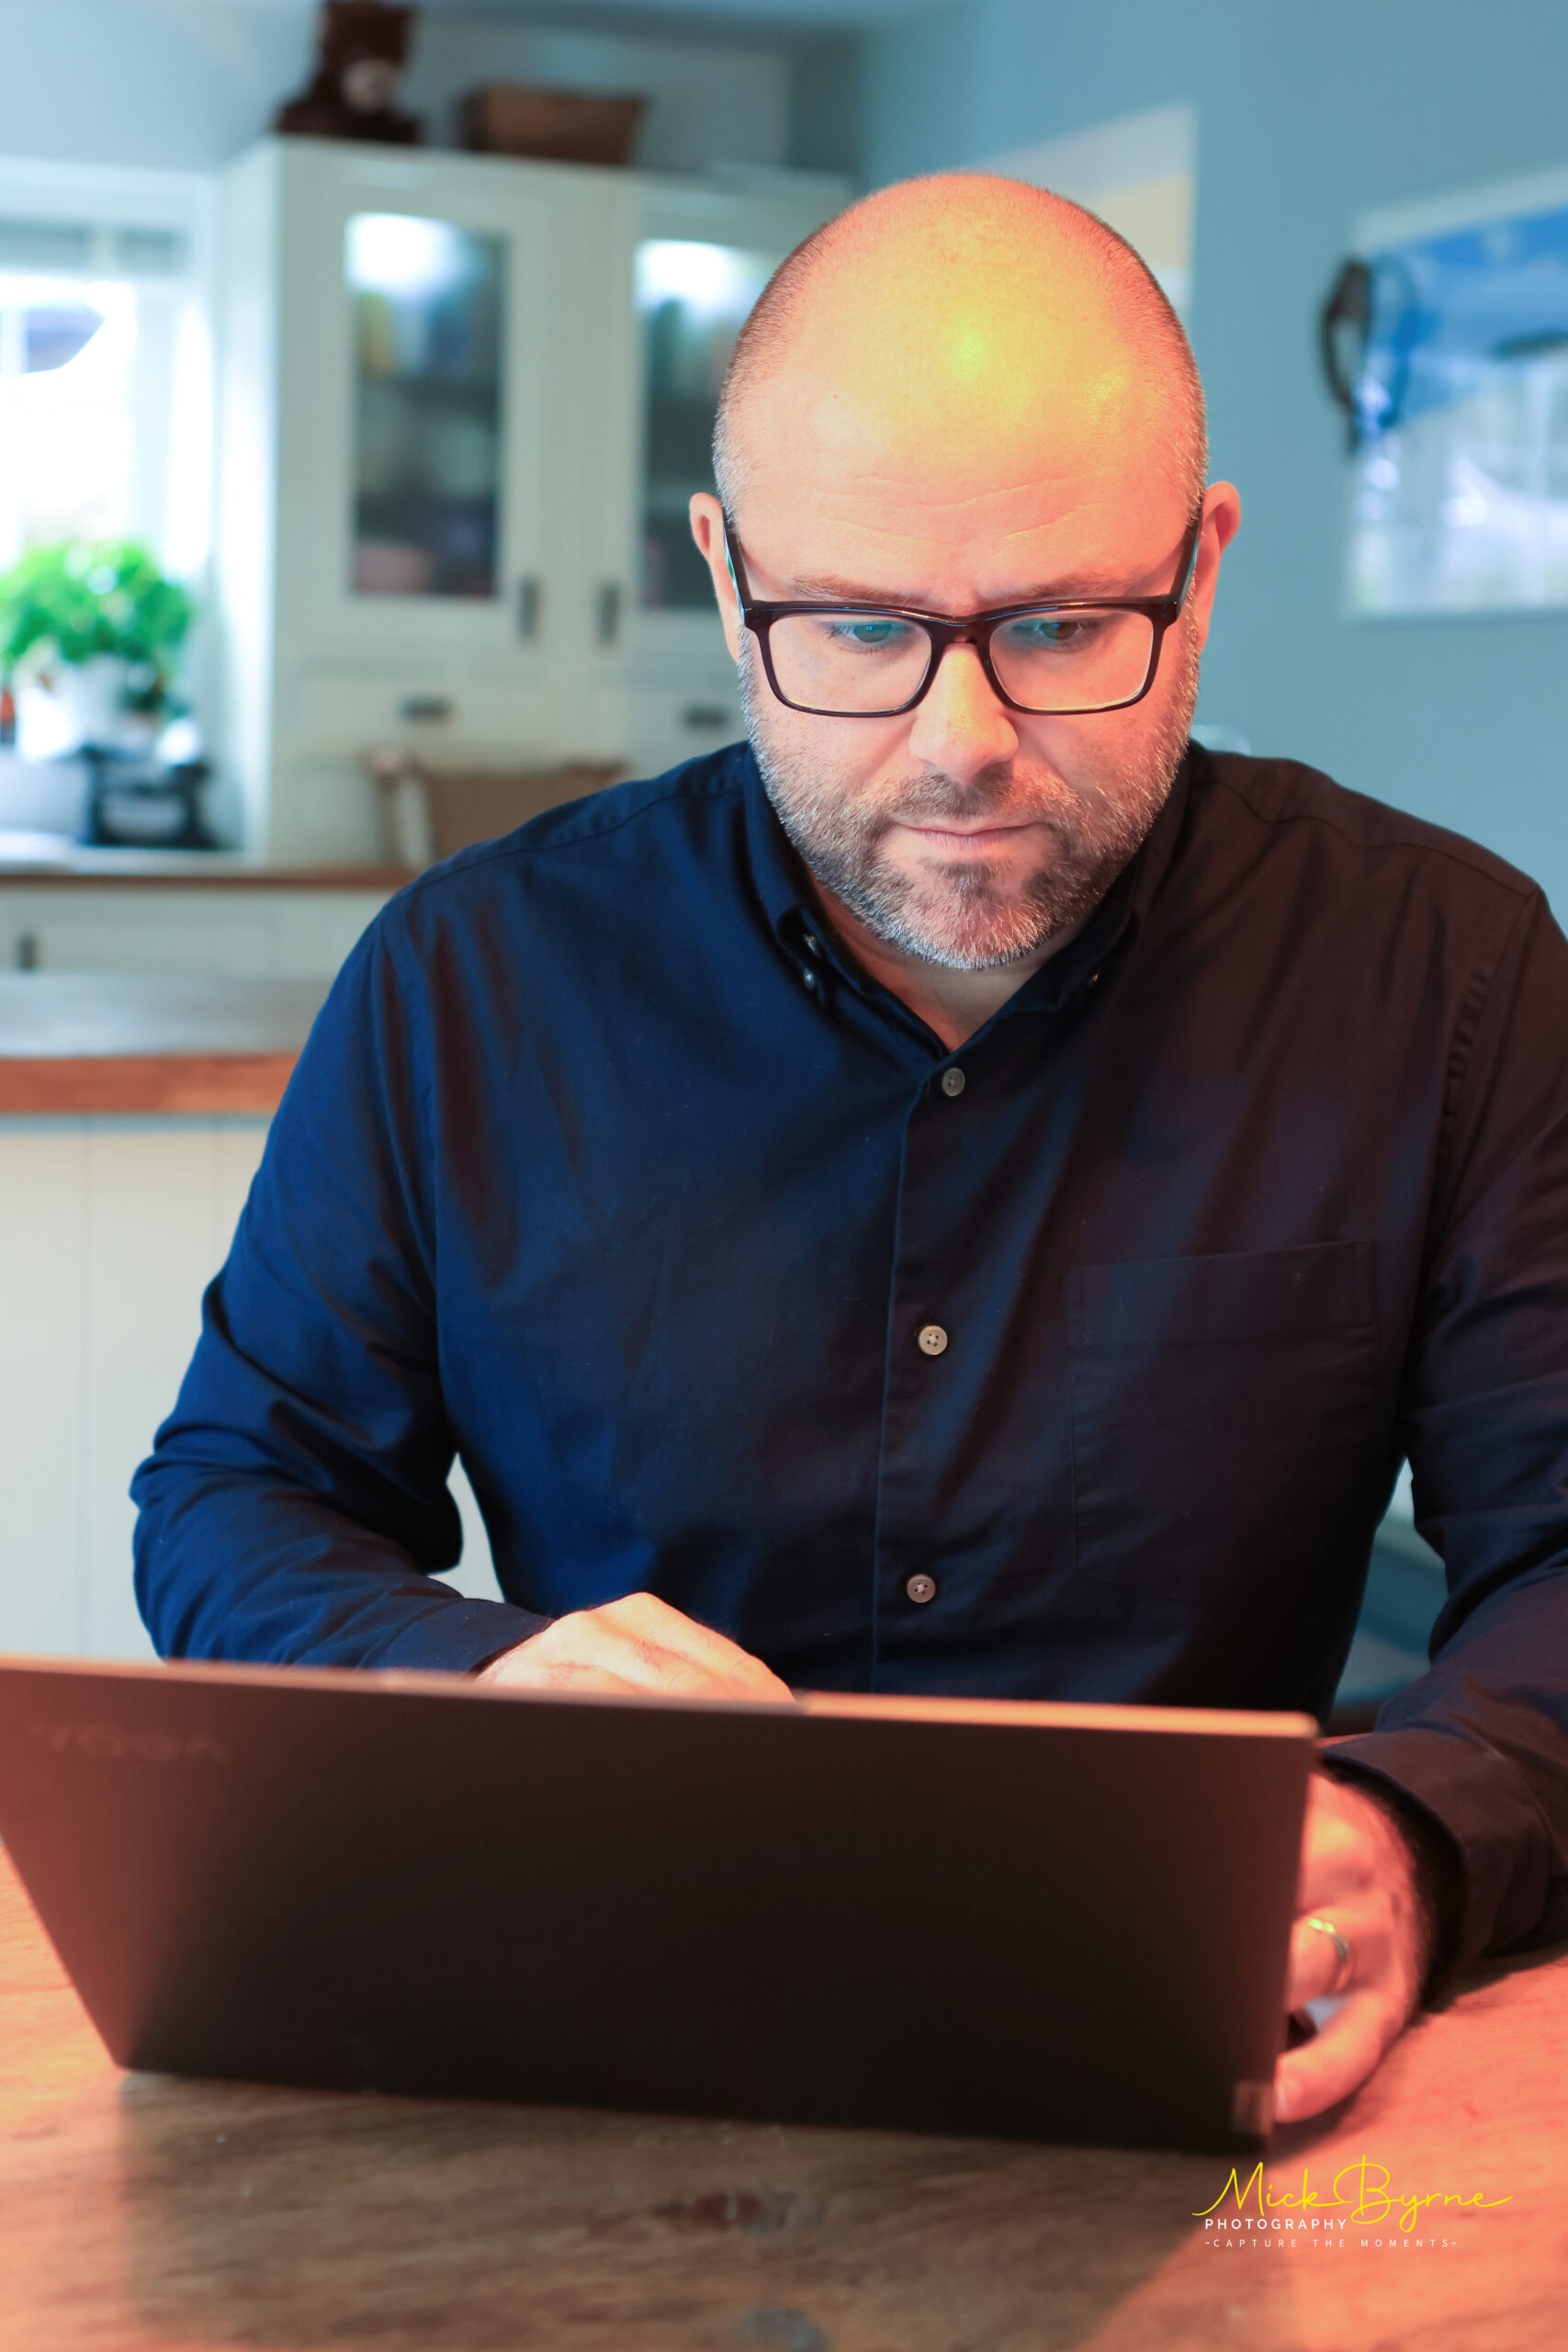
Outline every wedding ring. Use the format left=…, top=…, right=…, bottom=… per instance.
left=1303, top=1914, right=1353, bottom=1993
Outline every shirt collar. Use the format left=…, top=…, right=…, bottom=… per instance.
left=1017, top=743, right=1193, bottom=1013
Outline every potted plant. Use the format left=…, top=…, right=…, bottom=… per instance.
left=0, top=540, right=195, bottom=752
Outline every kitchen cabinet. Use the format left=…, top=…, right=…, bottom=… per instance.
left=0, top=1112, right=498, bottom=1660
left=0, top=876, right=399, bottom=978
left=215, top=138, right=844, bottom=861
left=0, top=973, right=499, bottom=1661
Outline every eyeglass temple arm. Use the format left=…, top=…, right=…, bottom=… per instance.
left=720, top=511, right=749, bottom=613
left=1173, top=506, right=1205, bottom=609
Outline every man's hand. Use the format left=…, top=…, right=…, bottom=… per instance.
left=1274, top=1770, right=1429, bottom=2125
left=476, top=1591, right=793, bottom=1703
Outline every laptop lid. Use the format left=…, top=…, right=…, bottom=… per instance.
left=0, top=1657, right=1315, bottom=2152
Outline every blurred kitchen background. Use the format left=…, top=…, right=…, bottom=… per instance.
left=4, top=0, right=1563, bottom=1705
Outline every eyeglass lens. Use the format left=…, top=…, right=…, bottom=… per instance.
left=766, top=606, right=1159, bottom=715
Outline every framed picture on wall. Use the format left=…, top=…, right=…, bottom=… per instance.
left=1340, top=164, right=1568, bottom=617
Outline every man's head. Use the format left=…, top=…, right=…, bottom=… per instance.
left=690, top=174, right=1240, bottom=971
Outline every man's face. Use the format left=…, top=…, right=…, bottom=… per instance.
left=735, top=512, right=1204, bottom=969
left=693, top=347, right=1238, bottom=970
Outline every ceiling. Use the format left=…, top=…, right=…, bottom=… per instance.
left=230, top=0, right=931, bottom=29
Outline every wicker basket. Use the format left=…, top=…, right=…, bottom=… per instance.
left=418, top=763, right=624, bottom=860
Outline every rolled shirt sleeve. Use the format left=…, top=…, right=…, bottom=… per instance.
left=1330, top=888, right=1568, bottom=1969
left=131, top=918, right=547, bottom=1671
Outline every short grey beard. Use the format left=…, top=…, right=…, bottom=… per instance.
left=742, top=625, right=1200, bottom=971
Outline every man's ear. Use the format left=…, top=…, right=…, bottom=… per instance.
left=689, top=492, right=745, bottom=661
left=1187, top=481, right=1242, bottom=655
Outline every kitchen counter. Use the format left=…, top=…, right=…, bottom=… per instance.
left=0, top=972, right=328, bottom=1113
left=0, top=844, right=413, bottom=888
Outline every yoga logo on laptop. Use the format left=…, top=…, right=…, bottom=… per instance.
left=28, top=1722, right=229, bottom=1765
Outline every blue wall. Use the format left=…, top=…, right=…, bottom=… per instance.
left=863, top=0, right=1568, bottom=913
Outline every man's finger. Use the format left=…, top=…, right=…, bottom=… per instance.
left=491, top=1598, right=792, bottom=1701
left=1292, top=1776, right=1381, bottom=1911
left=536, top=1621, right=749, bottom=1697
left=1274, top=1988, right=1400, bottom=2124
left=485, top=1635, right=754, bottom=1700
left=479, top=1651, right=648, bottom=1696
left=624, top=1638, right=780, bottom=1700
left=1283, top=1913, right=1356, bottom=2012
left=589, top=1593, right=794, bottom=1697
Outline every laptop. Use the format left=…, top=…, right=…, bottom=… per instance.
left=0, top=1656, right=1315, bottom=2152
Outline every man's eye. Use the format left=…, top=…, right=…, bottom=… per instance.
left=824, top=617, right=911, bottom=650
left=1004, top=614, right=1098, bottom=651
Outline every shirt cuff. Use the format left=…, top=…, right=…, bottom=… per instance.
left=361, top=1596, right=552, bottom=1675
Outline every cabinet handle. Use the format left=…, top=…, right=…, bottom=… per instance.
left=516, top=575, right=543, bottom=641
left=594, top=581, right=623, bottom=648
left=399, top=695, right=452, bottom=724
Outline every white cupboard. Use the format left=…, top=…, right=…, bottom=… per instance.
left=0, top=1112, right=499, bottom=1662
left=215, top=138, right=845, bottom=860
left=0, top=883, right=396, bottom=979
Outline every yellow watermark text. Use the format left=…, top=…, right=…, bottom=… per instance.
left=1194, top=2158, right=1512, bottom=2237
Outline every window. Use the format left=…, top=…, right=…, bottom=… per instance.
left=0, top=160, right=211, bottom=757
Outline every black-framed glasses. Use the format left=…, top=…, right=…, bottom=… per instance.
left=723, top=507, right=1203, bottom=718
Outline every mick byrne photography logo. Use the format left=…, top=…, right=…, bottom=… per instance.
left=1193, top=2158, right=1512, bottom=2249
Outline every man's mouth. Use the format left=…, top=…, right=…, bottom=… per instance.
left=894, top=820, right=1037, bottom=854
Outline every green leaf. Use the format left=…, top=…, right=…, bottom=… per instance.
left=0, top=539, right=195, bottom=690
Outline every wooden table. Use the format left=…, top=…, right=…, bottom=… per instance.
left=1, top=1850, right=1562, bottom=2349
left=0, top=972, right=329, bottom=1114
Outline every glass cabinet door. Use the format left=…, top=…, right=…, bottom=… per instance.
left=346, top=212, right=504, bottom=601
left=583, top=183, right=844, bottom=782
left=276, top=142, right=569, bottom=672
left=634, top=237, right=776, bottom=610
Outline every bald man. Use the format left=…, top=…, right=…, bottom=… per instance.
left=138, top=177, right=1568, bottom=2130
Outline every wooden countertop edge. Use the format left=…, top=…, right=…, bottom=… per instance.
left=0, top=866, right=415, bottom=890
left=0, top=1053, right=297, bottom=1114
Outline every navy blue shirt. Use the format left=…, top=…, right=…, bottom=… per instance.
left=134, top=743, right=1568, bottom=1972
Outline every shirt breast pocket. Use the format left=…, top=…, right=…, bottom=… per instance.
left=1066, top=1243, right=1381, bottom=1611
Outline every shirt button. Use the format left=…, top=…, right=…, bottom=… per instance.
left=803, top=932, right=823, bottom=960
left=916, top=1323, right=948, bottom=1357
left=802, top=967, right=818, bottom=990
left=940, top=1066, right=966, bottom=1097
left=906, top=1572, right=937, bottom=1605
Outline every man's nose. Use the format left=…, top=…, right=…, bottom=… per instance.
left=904, top=640, right=1021, bottom=780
